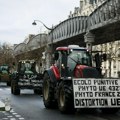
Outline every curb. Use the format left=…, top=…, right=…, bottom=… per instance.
left=0, top=101, right=5, bottom=111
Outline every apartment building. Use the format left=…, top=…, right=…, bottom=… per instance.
left=68, top=0, right=106, bottom=18
left=68, top=0, right=120, bottom=78
left=93, top=41, right=120, bottom=78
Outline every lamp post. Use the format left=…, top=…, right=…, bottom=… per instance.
left=32, top=20, right=53, bottom=30
left=32, top=20, right=54, bottom=67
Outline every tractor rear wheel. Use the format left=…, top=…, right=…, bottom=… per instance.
left=43, top=73, right=56, bottom=108
left=7, top=81, right=11, bottom=86
left=58, top=81, right=75, bottom=114
left=11, top=80, right=20, bottom=95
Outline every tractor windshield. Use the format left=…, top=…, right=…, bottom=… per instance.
left=68, top=49, right=92, bottom=68
left=19, top=61, right=36, bottom=74
left=0, top=65, right=9, bottom=74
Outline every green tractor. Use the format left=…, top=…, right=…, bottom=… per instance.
left=0, top=65, right=11, bottom=86
left=11, top=60, right=43, bottom=95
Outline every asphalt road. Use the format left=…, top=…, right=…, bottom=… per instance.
left=1, top=82, right=120, bottom=120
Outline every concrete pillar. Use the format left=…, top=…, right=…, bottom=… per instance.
left=84, top=31, right=95, bottom=52
left=45, top=45, right=52, bottom=69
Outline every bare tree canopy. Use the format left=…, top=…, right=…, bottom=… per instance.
left=0, top=42, right=14, bottom=66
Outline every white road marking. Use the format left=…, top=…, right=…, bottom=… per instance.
left=15, top=115, right=21, bottom=117
left=12, top=113, right=18, bottom=115
left=10, top=118, right=16, bottom=120
left=18, top=118, right=24, bottom=120
left=7, top=116, right=13, bottom=118
left=10, top=109, right=14, bottom=113
left=1, top=109, right=25, bottom=120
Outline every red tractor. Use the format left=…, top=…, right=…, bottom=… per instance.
left=42, top=45, right=102, bottom=113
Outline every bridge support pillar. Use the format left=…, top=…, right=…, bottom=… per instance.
left=45, top=45, right=52, bottom=68
left=84, top=32, right=95, bottom=52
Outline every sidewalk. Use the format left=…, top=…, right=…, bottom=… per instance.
left=0, top=100, right=5, bottom=111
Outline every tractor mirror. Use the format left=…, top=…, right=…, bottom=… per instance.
left=94, top=53, right=101, bottom=68
left=102, top=53, right=107, bottom=61
left=40, top=63, right=42, bottom=66
left=12, top=62, right=15, bottom=66
left=54, top=52, right=59, bottom=60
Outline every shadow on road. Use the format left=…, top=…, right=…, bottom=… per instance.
left=41, top=108, right=120, bottom=120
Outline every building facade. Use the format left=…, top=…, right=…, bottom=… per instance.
left=68, top=0, right=106, bottom=18
left=68, top=0, right=120, bottom=78
left=93, top=40, right=120, bottom=78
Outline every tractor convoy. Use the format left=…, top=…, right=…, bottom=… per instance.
left=11, top=60, right=43, bottom=95
left=10, top=45, right=120, bottom=114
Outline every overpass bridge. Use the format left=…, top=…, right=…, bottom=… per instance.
left=49, top=0, right=120, bottom=47
left=14, top=0, right=120, bottom=73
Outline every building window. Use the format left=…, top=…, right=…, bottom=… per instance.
left=89, top=0, right=97, bottom=4
left=113, top=61, right=116, bottom=69
left=118, top=48, right=120, bottom=57
left=118, top=71, right=120, bottom=78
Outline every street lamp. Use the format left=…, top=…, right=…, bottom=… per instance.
left=32, top=20, right=54, bottom=66
left=32, top=20, right=53, bottom=31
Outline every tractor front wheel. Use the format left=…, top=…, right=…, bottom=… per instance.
left=58, top=81, right=75, bottom=114
left=43, top=73, right=56, bottom=108
left=11, top=80, right=20, bottom=95
left=7, top=81, right=11, bottom=86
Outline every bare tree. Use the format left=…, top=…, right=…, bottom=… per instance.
left=0, top=42, right=15, bottom=66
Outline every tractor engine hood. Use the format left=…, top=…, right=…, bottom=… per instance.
left=74, top=65, right=101, bottom=78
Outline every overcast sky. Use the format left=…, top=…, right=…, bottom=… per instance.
left=0, top=0, right=79, bottom=45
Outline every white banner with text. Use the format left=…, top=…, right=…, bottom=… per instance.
left=73, top=78, right=120, bottom=108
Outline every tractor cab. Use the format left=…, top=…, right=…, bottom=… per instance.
left=0, top=65, right=11, bottom=86
left=0, top=65, right=9, bottom=74
left=43, top=45, right=113, bottom=114
left=17, top=60, right=36, bottom=74
left=11, top=59, right=43, bottom=95
left=54, top=45, right=93, bottom=78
